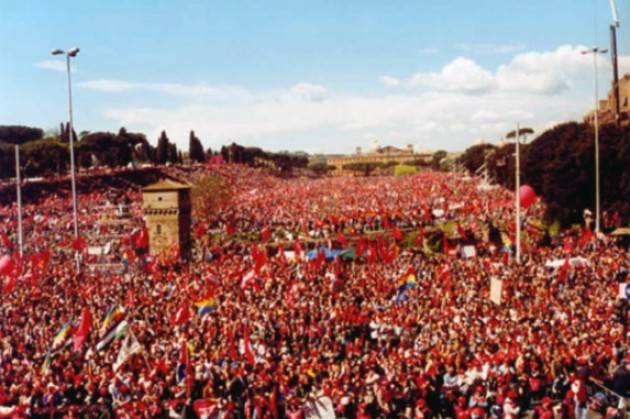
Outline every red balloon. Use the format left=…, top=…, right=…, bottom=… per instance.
left=519, top=185, right=537, bottom=208
left=0, top=255, right=13, bottom=276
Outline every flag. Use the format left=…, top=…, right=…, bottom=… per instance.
left=293, top=240, right=302, bottom=259
left=336, top=232, right=347, bottom=247
left=113, top=329, right=142, bottom=371
left=172, top=303, right=191, bottom=326
left=0, top=254, right=14, bottom=276
left=557, top=257, right=570, bottom=283
left=260, top=227, right=272, bottom=242
left=398, top=266, right=417, bottom=289
left=392, top=227, right=403, bottom=241
left=132, top=226, right=149, bottom=249
left=41, top=352, right=52, bottom=375
left=457, top=224, right=468, bottom=241
left=241, top=269, right=256, bottom=290
left=195, top=223, right=207, bottom=240
left=176, top=340, right=193, bottom=397
left=578, top=227, right=593, bottom=247
left=52, top=323, right=72, bottom=348
left=243, top=325, right=256, bottom=365
left=71, top=236, right=87, bottom=252
left=193, top=399, right=218, bottom=419
left=96, top=320, right=129, bottom=351
left=195, top=297, right=218, bottom=316
left=442, top=233, right=451, bottom=255
left=73, top=307, right=92, bottom=352
left=100, top=305, right=124, bottom=333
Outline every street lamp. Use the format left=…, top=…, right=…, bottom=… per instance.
left=51, top=47, right=80, bottom=268
left=506, top=125, right=534, bottom=264
left=581, top=47, right=607, bottom=233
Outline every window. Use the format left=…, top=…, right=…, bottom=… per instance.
left=156, top=224, right=162, bottom=235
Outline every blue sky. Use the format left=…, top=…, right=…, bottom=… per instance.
left=1, top=0, right=629, bottom=153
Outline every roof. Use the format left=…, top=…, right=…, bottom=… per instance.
left=143, top=178, right=191, bottom=191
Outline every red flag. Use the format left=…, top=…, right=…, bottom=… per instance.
left=133, top=226, right=149, bottom=249
left=2, top=274, right=16, bottom=294
left=73, top=307, right=92, bottom=351
left=355, top=239, right=367, bottom=258
left=242, top=325, right=256, bottom=366
left=0, top=255, right=14, bottom=276
left=0, top=233, right=12, bottom=250
left=414, top=228, right=425, bottom=247
left=392, top=227, right=403, bottom=242
left=558, top=257, right=570, bottom=283
left=71, top=236, right=87, bottom=252
left=456, top=224, right=468, bottom=241
left=226, top=327, right=237, bottom=360
left=367, top=243, right=377, bottom=265
left=172, top=303, right=191, bottom=326
left=260, top=227, right=272, bottom=242
left=578, top=227, right=593, bottom=247
left=251, top=245, right=268, bottom=274
left=442, top=233, right=450, bottom=255
left=226, top=222, right=235, bottom=237
left=126, top=289, right=135, bottom=308
left=293, top=240, right=302, bottom=258
left=194, top=223, right=207, bottom=240
left=337, top=232, right=347, bottom=246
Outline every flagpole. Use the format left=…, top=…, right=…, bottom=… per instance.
left=515, top=123, right=521, bottom=264
left=15, top=145, right=23, bottom=257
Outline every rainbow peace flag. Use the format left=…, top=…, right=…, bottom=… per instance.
left=52, top=323, right=72, bottom=348
left=101, top=305, right=123, bottom=332
left=194, top=297, right=218, bottom=316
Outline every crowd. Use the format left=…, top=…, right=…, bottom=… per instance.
left=0, top=163, right=628, bottom=418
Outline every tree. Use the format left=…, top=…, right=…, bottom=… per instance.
left=21, top=139, right=68, bottom=176
left=76, top=132, right=133, bottom=168
left=0, top=125, right=44, bottom=145
left=308, top=161, right=335, bottom=176
left=167, top=142, right=179, bottom=164
left=156, top=131, right=170, bottom=165
left=191, top=174, right=233, bottom=219
left=457, top=143, right=497, bottom=174
left=188, top=131, right=205, bottom=163
left=342, top=162, right=380, bottom=176
left=431, top=150, right=448, bottom=171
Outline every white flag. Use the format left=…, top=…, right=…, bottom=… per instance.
left=113, top=329, right=142, bottom=371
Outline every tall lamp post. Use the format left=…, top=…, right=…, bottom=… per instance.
left=52, top=47, right=80, bottom=268
left=506, top=125, right=533, bottom=264
left=581, top=47, right=607, bottom=233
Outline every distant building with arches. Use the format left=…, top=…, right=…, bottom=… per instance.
left=327, top=144, right=431, bottom=173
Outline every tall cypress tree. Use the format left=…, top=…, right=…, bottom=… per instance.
left=156, top=130, right=170, bottom=164
left=188, top=130, right=205, bottom=163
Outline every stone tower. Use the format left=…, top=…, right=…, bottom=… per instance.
left=142, top=179, right=192, bottom=260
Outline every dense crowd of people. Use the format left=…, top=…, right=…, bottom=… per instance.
left=0, top=163, right=628, bottom=418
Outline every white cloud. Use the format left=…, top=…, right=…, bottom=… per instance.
left=34, top=60, right=75, bottom=72
left=456, top=42, right=527, bottom=55
left=380, top=75, right=400, bottom=87
left=409, top=57, right=495, bottom=94
left=405, top=45, right=597, bottom=95
left=289, top=82, right=328, bottom=102
left=495, top=45, right=594, bottom=94
left=78, top=79, right=251, bottom=102
left=90, top=44, right=627, bottom=153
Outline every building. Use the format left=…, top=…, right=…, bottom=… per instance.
left=327, top=144, right=430, bottom=173
left=142, top=179, right=192, bottom=260
left=584, top=73, right=630, bottom=127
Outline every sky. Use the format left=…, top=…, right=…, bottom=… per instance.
left=1, top=0, right=629, bottom=154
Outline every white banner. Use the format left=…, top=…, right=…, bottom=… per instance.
left=490, top=277, right=502, bottom=305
